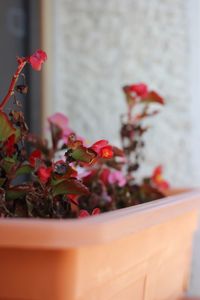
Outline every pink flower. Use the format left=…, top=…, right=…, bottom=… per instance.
left=48, top=113, right=73, bottom=138
left=108, top=171, right=126, bottom=187
left=29, top=50, right=47, bottom=71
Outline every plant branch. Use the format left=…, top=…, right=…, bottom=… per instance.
left=0, top=59, right=27, bottom=110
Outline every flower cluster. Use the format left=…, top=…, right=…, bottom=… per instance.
left=0, top=52, right=169, bottom=219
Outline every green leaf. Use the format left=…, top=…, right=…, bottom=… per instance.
left=71, top=146, right=96, bottom=163
left=0, top=111, right=17, bottom=142
left=2, top=157, right=16, bottom=173
left=6, top=184, right=32, bottom=200
left=52, top=178, right=89, bottom=196
left=15, top=164, right=33, bottom=176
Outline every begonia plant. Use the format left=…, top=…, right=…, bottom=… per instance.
left=74, top=83, right=169, bottom=216
left=0, top=50, right=114, bottom=218
left=0, top=51, right=169, bottom=218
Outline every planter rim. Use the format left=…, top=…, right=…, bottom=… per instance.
left=0, top=189, right=200, bottom=249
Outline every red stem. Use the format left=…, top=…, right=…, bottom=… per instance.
left=0, top=60, right=27, bottom=110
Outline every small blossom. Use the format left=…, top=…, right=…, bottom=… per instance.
left=108, top=170, right=126, bottom=187
left=79, top=209, right=90, bottom=218
left=79, top=208, right=100, bottom=218
left=100, top=145, right=113, bottom=159
left=37, top=166, right=52, bottom=184
left=29, top=50, right=47, bottom=71
left=151, top=165, right=169, bottom=190
left=92, top=208, right=101, bottom=215
left=90, top=140, right=113, bottom=159
left=29, top=149, right=42, bottom=167
left=48, top=112, right=74, bottom=141
left=124, top=83, right=148, bottom=98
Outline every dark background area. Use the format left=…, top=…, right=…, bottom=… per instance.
left=0, top=0, right=42, bottom=135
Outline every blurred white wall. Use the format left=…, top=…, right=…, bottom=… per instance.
left=51, top=0, right=200, bottom=295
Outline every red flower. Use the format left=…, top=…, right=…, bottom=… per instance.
left=37, top=166, right=52, bottom=184
left=29, top=50, right=47, bottom=71
left=100, top=146, right=113, bottom=159
left=79, top=208, right=100, bottom=218
left=90, top=140, right=113, bottom=159
left=29, top=149, right=42, bottom=167
left=92, top=208, right=101, bottom=215
left=124, top=83, right=148, bottom=98
left=151, top=165, right=169, bottom=190
left=4, top=134, right=16, bottom=156
left=99, top=168, right=110, bottom=185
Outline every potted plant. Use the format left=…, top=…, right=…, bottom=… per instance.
left=0, top=50, right=199, bottom=300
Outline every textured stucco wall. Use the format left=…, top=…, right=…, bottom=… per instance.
left=53, top=0, right=196, bottom=187
left=53, top=0, right=200, bottom=295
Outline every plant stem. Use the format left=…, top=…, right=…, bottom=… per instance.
left=0, top=60, right=27, bottom=110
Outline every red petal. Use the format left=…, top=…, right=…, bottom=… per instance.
left=152, top=165, right=162, bottom=178
left=29, top=149, right=42, bottom=167
left=129, top=83, right=148, bottom=97
left=100, top=145, right=113, bottom=159
left=79, top=210, right=90, bottom=218
left=92, top=208, right=101, bottom=215
left=29, top=49, right=47, bottom=71
left=91, top=140, right=109, bottom=153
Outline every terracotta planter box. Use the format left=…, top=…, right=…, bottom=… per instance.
left=0, top=190, right=200, bottom=300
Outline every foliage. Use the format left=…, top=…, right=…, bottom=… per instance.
left=76, top=83, right=169, bottom=216
left=0, top=51, right=169, bottom=219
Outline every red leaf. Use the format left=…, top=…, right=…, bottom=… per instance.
left=142, top=91, right=165, bottom=105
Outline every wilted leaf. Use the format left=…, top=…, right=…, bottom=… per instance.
left=15, top=84, right=28, bottom=94
left=49, top=123, right=62, bottom=150
left=52, top=178, right=89, bottom=196
left=112, top=146, right=124, bottom=157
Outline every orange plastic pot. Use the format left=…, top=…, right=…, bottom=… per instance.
left=0, top=190, right=200, bottom=300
